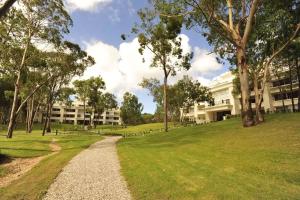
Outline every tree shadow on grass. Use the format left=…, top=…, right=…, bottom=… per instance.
left=0, top=154, right=13, bottom=164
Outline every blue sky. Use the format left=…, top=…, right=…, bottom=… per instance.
left=64, top=0, right=228, bottom=113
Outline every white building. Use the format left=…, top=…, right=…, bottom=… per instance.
left=182, top=71, right=299, bottom=124
left=36, top=100, right=122, bottom=125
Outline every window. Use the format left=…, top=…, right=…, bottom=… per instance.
left=197, top=105, right=205, bottom=110
left=113, top=117, right=119, bottom=120
left=64, top=114, right=75, bottom=118
left=198, top=115, right=205, bottom=120
left=51, top=114, right=61, bottom=117
left=65, top=109, right=75, bottom=112
left=52, top=108, right=60, bottom=112
left=273, top=91, right=297, bottom=101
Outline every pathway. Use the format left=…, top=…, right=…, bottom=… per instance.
left=43, top=136, right=132, bottom=200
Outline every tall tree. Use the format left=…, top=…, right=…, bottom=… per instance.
left=120, top=92, right=143, bottom=125
left=2, top=0, right=72, bottom=138
left=42, top=41, right=94, bottom=135
left=132, top=2, right=192, bottom=131
left=247, top=0, right=300, bottom=122
left=157, top=0, right=261, bottom=127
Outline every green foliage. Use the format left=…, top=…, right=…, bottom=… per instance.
left=140, top=76, right=212, bottom=121
left=120, top=92, right=143, bottom=125
left=171, top=75, right=213, bottom=117
left=135, top=1, right=192, bottom=76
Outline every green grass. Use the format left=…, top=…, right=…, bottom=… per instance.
left=0, top=131, right=102, bottom=200
left=102, top=122, right=180, bottom=136
left=118, top=113, right=300, bottom=200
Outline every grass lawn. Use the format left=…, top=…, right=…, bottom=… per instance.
left=0, top=130, right=102, bottom=200
left=101, top=122, right=180, bottom=136
left=118, top=113, right=300, bottom=200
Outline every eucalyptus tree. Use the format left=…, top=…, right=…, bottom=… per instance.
left=91, top=92, right=118, bottom=127
left=120, top=92, right=143, bottom=125
left=73, top=80, right=89, bottom=126
left=132, top=2, right=193, bottom=131
left=141, top=76, right=212, bottom=122
left=154, top=0, right=260, bottom=127
left=247, top=0, right=300, bottom=122
left=42, top=42, right=94, bottom=135
left=172, top=75, right=212, bottom=122
left=57, top=87, right=75, bottom=123
left=86, top=76, right=106, bottom=126
left=1, top=0, right=72, bottom=138
left=155, top=0, right=300, bottom=126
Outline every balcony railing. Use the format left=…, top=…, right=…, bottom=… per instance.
left=211, top=99, right=230, bottom=106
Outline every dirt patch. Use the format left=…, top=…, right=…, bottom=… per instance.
left=0, top=138, right=61, bottom=188
left=50, top=138, right=61, bottom=152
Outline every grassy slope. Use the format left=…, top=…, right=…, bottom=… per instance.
left=118, top=113, right=300, bottom=200
left=0, top=132, right=102, bottom=200
left=102, top=122, right=179, bottom=136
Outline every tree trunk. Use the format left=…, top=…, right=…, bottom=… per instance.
left=83, top=100, right=86, bottom=126
left=6, top=32, right=31, bottom=138
left=237, top=48, right=254, bottom=127
left=26, top=96, right=35, bottom=133
left=288, top=64, right=295, bottom=112
left=28, top=103, right=40, bottom=133
left=6, top=71, right=21, bottom=138
left=42, top=97, right=52, bottom=136
left=163, top=75, right=168, bottom=132
left=46, top=103, right=52, bottom=133
left=279, top=86, right=286, bottom=112
left=296, top=58, right=300, bottom=112
left=253, top=74, right=264, bottom=123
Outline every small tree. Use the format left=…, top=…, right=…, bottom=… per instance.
left=58, top=87, right=75, bottom=122
left=120, top=92, right=143, bottom=125
left=73, top=80, right=89, bottom=126
left=172, top=75, right=213, bottom=122
left=86, top=76, right=106, bottom=126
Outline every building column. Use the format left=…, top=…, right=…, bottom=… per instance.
left=263, top=82, right=274, bottom=112
left=59, top=106, right=64, bottom=123
left=74, top=107, right=78, bottom=125
left=103, top=110, right=106, bottom=125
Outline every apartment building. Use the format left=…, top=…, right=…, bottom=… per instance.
left=36, top=100, right=122, bottom=125
left=182, top=71, right=299, bottom=124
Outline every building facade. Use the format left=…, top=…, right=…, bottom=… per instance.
left=36, top=100, right=122, bottom=125
left=182, top=72, right=299, bottom=124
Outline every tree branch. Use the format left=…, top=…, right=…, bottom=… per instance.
left=15, top=76, right=53, bottom=115
left=0, top=0, right=17, bottom=19
left=242, top=0, right=260, bottom=45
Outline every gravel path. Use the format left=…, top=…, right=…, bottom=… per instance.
left=43, top=136, right=131, bottom=200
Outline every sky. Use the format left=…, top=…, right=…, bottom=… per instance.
left=63, top=0, right=229, bottom=114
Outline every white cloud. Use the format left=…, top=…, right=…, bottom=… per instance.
left=190, top=47, right=222, bottom=76
left=65, top=0, right=113, bottom=12
left=108, top=7, right=120, bottom=22
left=79, top=34, right=224, bottom=99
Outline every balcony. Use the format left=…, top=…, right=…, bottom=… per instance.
left=206, top=99, right=232, bottom=112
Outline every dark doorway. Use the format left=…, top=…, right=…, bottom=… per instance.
left=216, top=110, right=231, bottom=121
